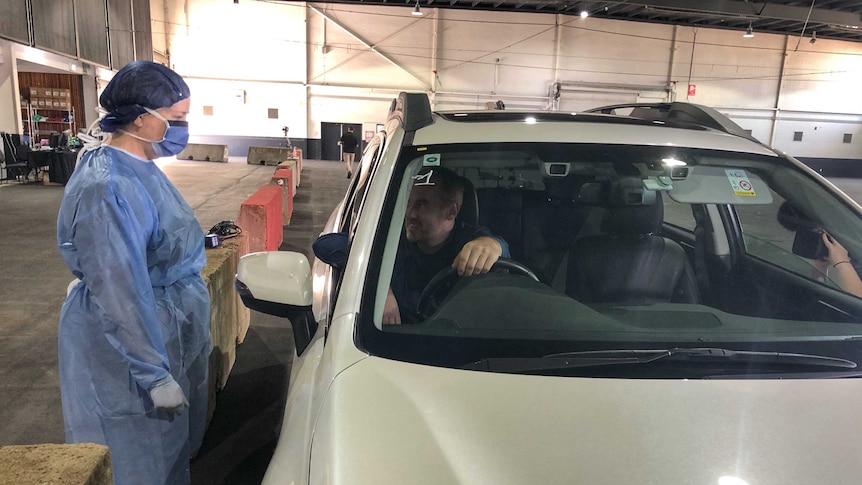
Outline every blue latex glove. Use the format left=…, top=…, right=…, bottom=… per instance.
left=150, top=377, right=189, bottom=415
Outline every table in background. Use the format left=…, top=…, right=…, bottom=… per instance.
left=27, top=149, right=78, bottom=185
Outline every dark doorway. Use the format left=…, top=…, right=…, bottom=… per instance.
left=321, top=122, right=363, bottom=161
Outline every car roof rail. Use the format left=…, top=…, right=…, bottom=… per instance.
left=389, top=92, right=434, bottom=131
left=584, top=102, right=757, bottom=142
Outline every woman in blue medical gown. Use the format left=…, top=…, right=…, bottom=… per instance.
left=57, top=61, right=211, bottom=485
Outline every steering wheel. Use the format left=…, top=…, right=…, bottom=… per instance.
left=415, top=258, right=539, bottom=319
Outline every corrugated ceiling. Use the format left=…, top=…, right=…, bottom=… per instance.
left=301, top=0, right=862, bottom=43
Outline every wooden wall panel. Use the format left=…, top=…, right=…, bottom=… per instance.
left=31, top=0, right=77, bottom=57
left=0, top=1, right=30, bottom=44
left=17, top=72, right=86, bottom=142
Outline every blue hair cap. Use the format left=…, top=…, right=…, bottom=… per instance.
left=99, top=61, right=190, bottom=133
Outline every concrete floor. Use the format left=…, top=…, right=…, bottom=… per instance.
left=0, top=157, right=350, bottom=484
left=1, top=159, right=861, bottom=483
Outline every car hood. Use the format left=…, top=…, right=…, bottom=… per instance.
left=309, top=356, right=862, bottom=485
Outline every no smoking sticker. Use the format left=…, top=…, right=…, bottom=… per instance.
left=726, top=169, right=756, bottom=197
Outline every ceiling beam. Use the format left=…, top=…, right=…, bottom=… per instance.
left=308, top=5, right=431, bottom=90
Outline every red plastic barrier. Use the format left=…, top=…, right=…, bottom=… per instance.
left=236, top=185, right=283, bottom=252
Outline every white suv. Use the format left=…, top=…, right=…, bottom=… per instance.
left=237, top=93, right=862, bottom=485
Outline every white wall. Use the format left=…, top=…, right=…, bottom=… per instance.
left=163, top=0, right=309, bottom=138
left=184, top=78, right=307, bottom=138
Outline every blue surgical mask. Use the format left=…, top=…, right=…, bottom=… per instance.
left=120, top=107, right=189, bottom=158
left=146, top=108, right=190, bottom=157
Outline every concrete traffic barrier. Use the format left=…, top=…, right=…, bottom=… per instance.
left=236, top=185, right=283, bottom=252
left=220, top=235, right=251, bottom=345
left=276, top=159, right=298, bottom=195
left=291, top=148, right=303, bottom=185
left=0, top=443, right=112, bottom=485
left=284, top=157, right=300, bottom=187
left=201, top=233, right=251, bottom=429
left=202, top=233, right=251, bottom=382
left=246, top=146, right=294, bottom=166
left=270, top=167, right=294, bottom=225
left=177, top=143, right=229, bottom=162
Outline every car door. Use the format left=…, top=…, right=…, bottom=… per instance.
left=313, top=132, right=387, bottom=336
left=262, top=130, right=389, bottom=485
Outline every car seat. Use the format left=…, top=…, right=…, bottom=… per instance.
left=565, top=191, right=700, bottom=304
left=456, top=176, right=479, bottom=226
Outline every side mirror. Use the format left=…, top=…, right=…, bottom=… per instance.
left=312, top=232, right=349, bottom=268
left=235, top=251, right=318, bottom=355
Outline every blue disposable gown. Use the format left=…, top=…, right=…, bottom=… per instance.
left=57, top=145, right=211, bottom=485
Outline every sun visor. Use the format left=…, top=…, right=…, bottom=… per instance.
left=668, top=166, right=773, bottom=205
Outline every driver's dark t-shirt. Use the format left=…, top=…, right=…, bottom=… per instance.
left=391, top=221, right=510, bottom=320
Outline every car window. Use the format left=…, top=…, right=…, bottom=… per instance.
left=736, top=191, right=838, bottom=287
left=340, top=133, right=385, bottom=235
left=735, top=185, right=853, bottom=292
left=663, top=196, right=696, bottom=231
left=357, top=138, right=862, bottom=378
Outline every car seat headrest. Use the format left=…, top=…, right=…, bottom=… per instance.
left=456, top=176, right=479, bottom=226
left=578, top=177, right=657, bottom=207
left=601, top=191, right=663, bottom=237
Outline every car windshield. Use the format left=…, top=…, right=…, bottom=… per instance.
left=357, top=141, right=862, bottom=378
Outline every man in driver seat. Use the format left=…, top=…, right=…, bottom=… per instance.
left=383, top=167, right=510, bottom=324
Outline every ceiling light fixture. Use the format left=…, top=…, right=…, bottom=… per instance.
left=580, top=9, right=589, bottom=19
left=743, top=22, right=754, bottom=38
left=412, top=0, right=423, bottom=16
left=809, top=31, right=817, bottom=44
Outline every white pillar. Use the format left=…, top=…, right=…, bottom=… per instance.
left=0, top=39, right=22, bottom=135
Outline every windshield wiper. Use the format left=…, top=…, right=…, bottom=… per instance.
left=461, top=348, right=857, bottom=373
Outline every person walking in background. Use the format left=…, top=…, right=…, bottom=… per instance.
left=338, top=126, right=359, bottom=178
left=56, top=61, right=211, bottom=485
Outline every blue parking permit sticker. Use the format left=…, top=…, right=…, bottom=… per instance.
left=423, top=154, right=441, bottom=166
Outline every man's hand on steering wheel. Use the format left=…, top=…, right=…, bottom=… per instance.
left=452, top=236, right=503, bottom=276
left=417, top=258, right=540, bottom=319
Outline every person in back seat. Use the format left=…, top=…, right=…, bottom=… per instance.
left=821, top=233, right=862, bottom=298
left=777, top=201, right=862, bottom=298
left=384, top=167, right=509, bottom=324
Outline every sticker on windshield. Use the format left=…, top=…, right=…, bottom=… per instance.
left=413, top=170, right=435, bottom=186
left=422, top=154, right=441, bottom=167
left=725, top=169, right=756, bottom=197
